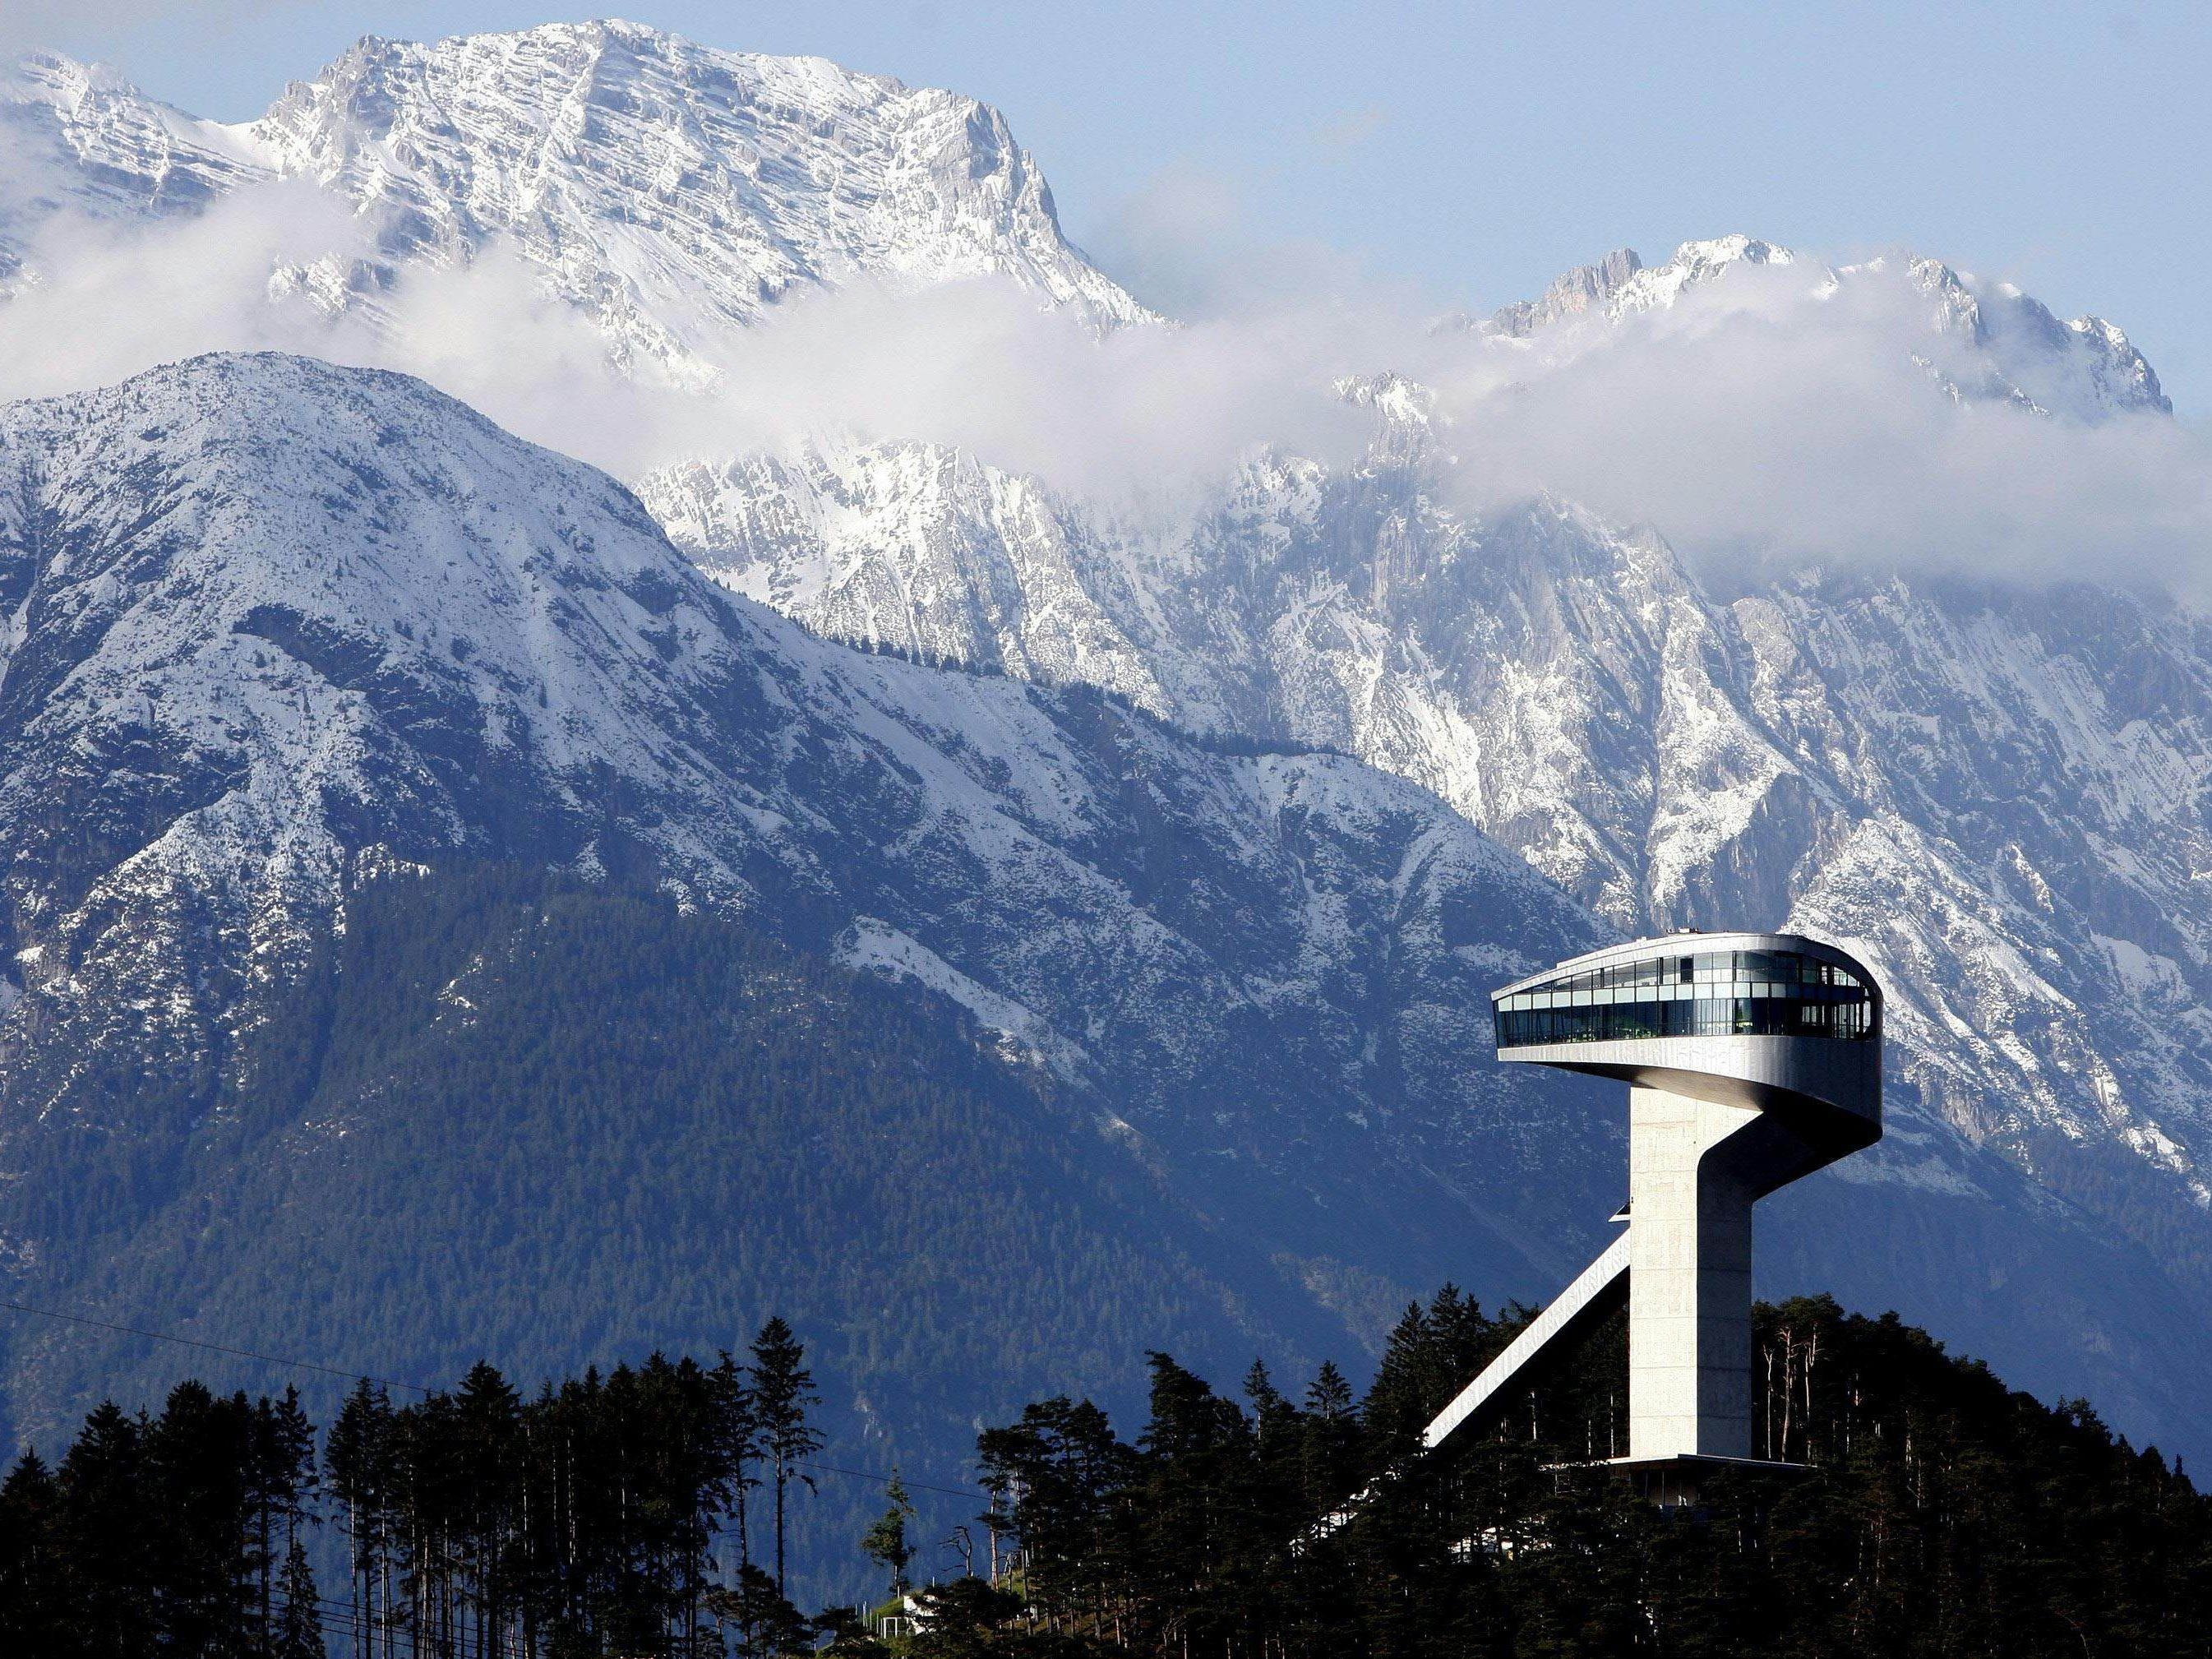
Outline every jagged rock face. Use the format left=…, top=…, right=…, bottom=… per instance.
left=0, top=53, right=263, bottom=258
left=0, top=21, right=1146, bottom=369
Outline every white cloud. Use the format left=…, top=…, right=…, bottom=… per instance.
left=0, top=183, right=363, bottom=397
left=1077, top=162, right=1430, bottom=323
left=1423, top=261, right=2212, bottom=596
left=677, top=278, right=1393, bottom=506
left=0, top=171, right=2206, bottom=600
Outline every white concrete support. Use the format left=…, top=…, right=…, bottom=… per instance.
left=1627, top=1084, right=1760, bottom=1459
left=1623, top=1079, right=1836, bottom=1459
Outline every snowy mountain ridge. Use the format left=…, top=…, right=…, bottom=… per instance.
left=637, top=377, right=2212, bottom=1333
left=1480, top=233, right=2168, bottom=419
left=0, top=349, right=1615, bottom=1306
left=2, top=21, right=2212, bottom=1459
left=0, top=20, right=1146, bottom=377
left=0, top=49, right=264, bottom=275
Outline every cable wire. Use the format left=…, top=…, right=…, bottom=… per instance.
left=0, top=1296, right=432, bottom=1393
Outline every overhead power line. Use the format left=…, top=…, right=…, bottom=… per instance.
left=0, top=1296, right=432, bottom=1393
left=799, top=1460, right=982, bottom=1501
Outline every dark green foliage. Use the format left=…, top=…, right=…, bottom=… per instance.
left=2, top=1292, right=2205, bottom=1654
left=0, top=1451, right=61, bottom=1650
left=905, top=1577, right=1085, bottom=1657
left=0, top=1320, right=816, bottom=1658
left=751, top=1317, right=826, bottom=1597
left=861, top=1472, right=917, bottom=1600
left=275, top=1539, right=323, bottom=1659
left=974, top=1291, right=2212, bottom=1657
left=0, top=1381, right=320, bottom=1658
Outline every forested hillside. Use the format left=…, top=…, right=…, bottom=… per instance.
left=2, top=865, right=1353, bottom=1594
left=957, top=1292, right=2211, bottom=1656
left=3, top=1289, right=2200, bottom=1656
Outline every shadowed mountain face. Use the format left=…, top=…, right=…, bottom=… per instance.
left=622, top=233, right=2212, bottom=1331
left=644, top=397, right=2212, bottom=1400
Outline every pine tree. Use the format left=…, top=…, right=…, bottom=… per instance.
left=146, top=1382, right=257, bottom=1657
left=452, top=1359, right=523, bottom=1652
left=714, top=1351, right=761, bottom=1581
left=746, top=1317, right=822, bottom=1597
left=56, top=1403, right=158, bottom=1659
left=275, top=1537, right=325, bottom=1659
left=0, top=1452, right=62, bottom=1655
left=705, top=1561, right=810, bottom=1658
left=324, top=1379, right=395, bottom=1659
left=249, top=1384, right=318, bottom=1652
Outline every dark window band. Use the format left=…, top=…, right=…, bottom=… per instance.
left=1495, top=949, right=1877, bottom=1047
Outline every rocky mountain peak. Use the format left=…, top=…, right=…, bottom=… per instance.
left=1486, top=236, right=1795, bottom=337
left=0, top=51, right=262, bottom=267
left=2, top=21, right=1148, bottom=377
left=242, top=19, right=1148, bottom=354
left=1486, top=230, right=2167, bottom=419
left=1486, top=245, right=1645, bottom=336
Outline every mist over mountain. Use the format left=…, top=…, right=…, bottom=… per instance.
left=6, top=26, right=2205, bottom=581
left=0, top=16, right=2209, bottom=1490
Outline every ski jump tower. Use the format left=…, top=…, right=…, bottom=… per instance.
left=1422, top=932, right=1882, bottom=1505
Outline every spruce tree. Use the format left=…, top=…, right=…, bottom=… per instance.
left=56, top=1403, right=157, bottom=1659
left=714, top=1351, right=761, bottom=1580
left=324, top=1379, right=395, bottom=1659
left=746, top=1317, right=822, bottom=1597
left=275, top=1537, right=325, bottom=1659
left=0, top=1452, right=62, bottom=1654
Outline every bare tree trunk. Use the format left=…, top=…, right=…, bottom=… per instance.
left=773, top=1450, right=788, bottom=1595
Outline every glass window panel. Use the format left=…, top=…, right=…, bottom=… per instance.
left=1497, top=982, right=1874, bottom=1049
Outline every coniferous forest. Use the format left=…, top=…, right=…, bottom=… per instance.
left=0, top=866, right=1346, bottom=1603
left=4, top=1290, right=2206, bottom=1657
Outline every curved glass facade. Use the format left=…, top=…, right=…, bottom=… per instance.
left=1494, top=948, right=1875, bottom=1049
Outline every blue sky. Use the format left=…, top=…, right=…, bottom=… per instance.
left=19, top=1, right=2212, bottom=410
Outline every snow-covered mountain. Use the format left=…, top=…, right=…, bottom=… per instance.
left=639, top=408, right=2212, bottom=1227
left=0, top=352, right=1572, bottom=1224
left=1479, top=233, right=2169, bottom=419
left=1, top=353, right=2196, bottom=1464
left=3, top=22, right=2211, bottom=1458
left=632, top=239, right=2212, bottom=1457
left=0, top=352, right=1609, bottom=1426
left=0, top=20, right=1145, bottom=377
left=0, top=52, right=263, bottom=267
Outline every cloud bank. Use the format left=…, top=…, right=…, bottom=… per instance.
left=1425, top=264, right=2212, bottom=597
left=0, top=179, right=2207, bottom=599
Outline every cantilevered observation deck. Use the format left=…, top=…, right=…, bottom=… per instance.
left=1419, top=932, right=1882, bottom=1504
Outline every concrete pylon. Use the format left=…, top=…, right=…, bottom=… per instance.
left=1627, top=1083, right=1846, bottom=1458
left=1410, top=931, right=1882, bottom=1501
